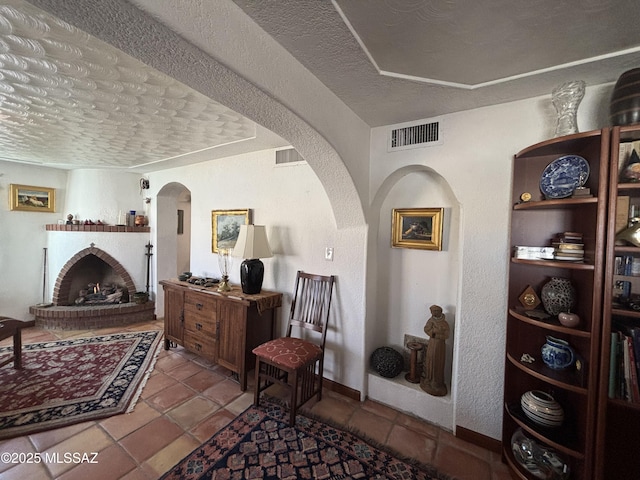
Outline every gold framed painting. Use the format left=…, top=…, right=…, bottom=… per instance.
left=10, top=184, right=56, bottom=213
left=212, top=209, right=251, bottom=253
left=392, top=208, right=444, bottom=251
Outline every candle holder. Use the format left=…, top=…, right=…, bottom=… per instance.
left=217, top=248, right=232, bottom=292
left=405, top=342, right=424, bottom=383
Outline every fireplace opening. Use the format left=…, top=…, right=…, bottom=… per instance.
left=32, top=245, right=154, bottom=330
left=64, top=256, right=129, bottom=305
left=52, top=246, right=136, bottom=306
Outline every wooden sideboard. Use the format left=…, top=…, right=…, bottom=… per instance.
left=160, top=279, right=282, bottom=391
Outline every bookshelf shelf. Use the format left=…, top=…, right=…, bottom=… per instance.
left=507, top=353, right=588, bottom=394
left=511, top=258, right=594, bottom=270
left=503, top=130, right=607, bottom=480
left=509, top=309, right=591, bottom=338
left=513, top=197, right=598, bottom=210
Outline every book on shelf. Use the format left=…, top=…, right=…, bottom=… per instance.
left=613, top=255, right=640, bottom=276
left=627, top=336, right=640, bottom=403
left=610, top=332, right=619, bottom=399
left=609, top=322, right=640, bottom=403
left=613, top=280, right=632, bottom=299
left=617, top=196, right=631, bottom=234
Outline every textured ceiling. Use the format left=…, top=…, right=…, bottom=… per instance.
left=2, top=0, right=640, bottom=171
left=0, top=0, right=281, bottom=171
left=231, top=0, right=640, bottom=126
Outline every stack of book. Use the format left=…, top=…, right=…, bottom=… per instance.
left=552, top=232, right=584, bottom=262
left=609, top=325, right=640, bottom=403
left=513, top=246, right=555, bottom=260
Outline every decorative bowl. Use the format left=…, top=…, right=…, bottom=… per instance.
left=511, top=428, right=570, bottom=479
left=521, top=390, right=564, bottom=428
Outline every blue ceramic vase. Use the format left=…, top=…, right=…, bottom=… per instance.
left=541, top=336, right=575, bottom=370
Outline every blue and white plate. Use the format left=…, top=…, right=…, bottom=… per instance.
left=539, top=155, right=590, bottom=199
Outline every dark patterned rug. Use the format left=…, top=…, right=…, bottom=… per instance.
left=0, top=330, right=162, bottom=440
left=162, top=398, right=454, bottom=480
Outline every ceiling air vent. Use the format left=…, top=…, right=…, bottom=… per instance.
left=275, top=148, right=305, bottom=165
left=388, top=118, right=442, bottom=152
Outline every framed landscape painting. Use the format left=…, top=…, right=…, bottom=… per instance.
left=10, top=184, right=55, bottom=213
left=211, top=209, right=250, bottom=253
left=392, top=207, right=443, bottom=251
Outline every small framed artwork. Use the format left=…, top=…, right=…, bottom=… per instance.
left=177, top=209, right=184, bottom=235
left=10, top=184, right=56, bottom=213
left=212, top=209, right=251, bottom=253
left=392, top=208, right=444, bottom=251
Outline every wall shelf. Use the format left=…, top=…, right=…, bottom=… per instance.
left=46, top=224, right=150, bottom=232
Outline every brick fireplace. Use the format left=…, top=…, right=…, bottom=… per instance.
left=30, top=227, right=155, bottom=330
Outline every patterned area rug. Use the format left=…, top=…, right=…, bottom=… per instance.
left=0, top=330, right=162, bottom=440
left=162, top=399, right=453, bottom=480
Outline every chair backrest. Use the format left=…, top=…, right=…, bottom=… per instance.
left=286, top=271, right=335, bottom=348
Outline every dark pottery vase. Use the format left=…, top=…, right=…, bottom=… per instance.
left=370, top=347, right=403, bottom=378
left=541, top=277, right=576, bottom=316
left=610, top=68, right=640, bottom=126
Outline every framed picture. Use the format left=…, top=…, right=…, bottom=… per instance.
left=10, top=184, right=56, bottom=213
left=177, top=209, right=184, bottom=235
left=392, top=207, right=444, bottom=251
left=212, top=209, right=251, bottom=253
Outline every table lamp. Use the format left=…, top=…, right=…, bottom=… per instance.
left=232, top=225, right=273, bottom=294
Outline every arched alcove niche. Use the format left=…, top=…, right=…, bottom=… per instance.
left=155, top=182, right=191, bottom=314
left=366, top=165, right=461, bottom=430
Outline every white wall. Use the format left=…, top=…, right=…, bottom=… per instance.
left=368, top=83, right=613, bottom=438
left=65, top=169, right=146, bottom=225
left=0, top=162, right=67, bottom=317
left=147, top=150, right=367, bottom=394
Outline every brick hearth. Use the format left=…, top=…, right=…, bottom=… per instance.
left=29, top=301, right=155, bottom=330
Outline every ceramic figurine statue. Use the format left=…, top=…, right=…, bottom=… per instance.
left=420, top=304, right=450, bottom=396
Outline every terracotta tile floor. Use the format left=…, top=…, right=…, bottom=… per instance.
left=0, top=320, right=511, bottom=479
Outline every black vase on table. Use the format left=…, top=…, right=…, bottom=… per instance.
left=240, top=258, right=264, bottom=295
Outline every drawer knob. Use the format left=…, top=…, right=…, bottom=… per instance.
left=196, top=302, right=204, bottom=310
left=195, top=322, right=202, bottom=330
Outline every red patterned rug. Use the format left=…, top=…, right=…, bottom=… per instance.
left=0, top=330, right=162, bottom=440
left=161, top=398, right=454, bottom=480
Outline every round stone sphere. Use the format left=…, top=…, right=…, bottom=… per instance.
left=370, top=346, right=404, bottom=378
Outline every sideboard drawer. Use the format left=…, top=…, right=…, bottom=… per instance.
left=184, top=291, right=217, bottom=321
left=183, top=331, right=216, bottom=360
left=184, top=313, right=217, bottom=337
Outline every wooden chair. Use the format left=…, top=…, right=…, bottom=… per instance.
left=252, top=271, right=335, bottom=425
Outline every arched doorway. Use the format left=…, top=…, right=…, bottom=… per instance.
left=155, top=182, right=191, bottom=316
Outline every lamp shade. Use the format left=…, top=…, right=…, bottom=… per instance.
left=232, top=225, right=272, bottom=259
left=231, top=225, right=272, bottom=294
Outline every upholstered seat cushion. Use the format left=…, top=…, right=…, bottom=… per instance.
left=253, top=337, right=322, bottom=369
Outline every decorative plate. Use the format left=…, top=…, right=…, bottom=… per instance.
left=539, top=155, right=590, bottom=199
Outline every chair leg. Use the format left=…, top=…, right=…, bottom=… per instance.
left=317, top=359, right=324, bottom=401
left=254, top=358, right=262, bottom=407
left=289, top=371, right=299, bottom=426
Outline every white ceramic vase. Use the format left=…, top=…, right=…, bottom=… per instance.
left=521, top=390, right=564, bottom=428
